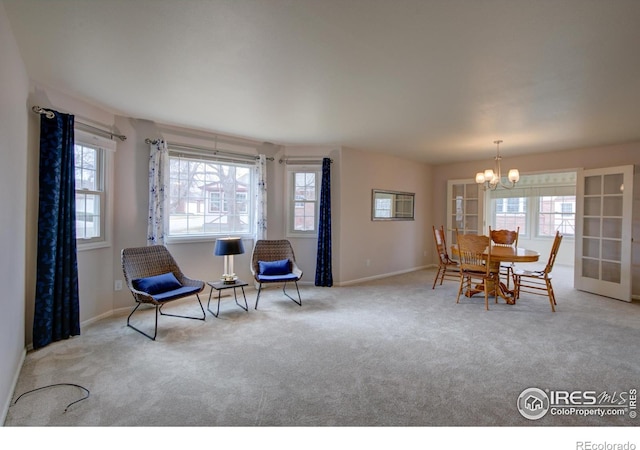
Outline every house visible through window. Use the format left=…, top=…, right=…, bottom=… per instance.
left=74, top=130, right=112, bottom=245
left=287, top=167, right=320, bottom=235
left=168, top=153, right=254, bottom=237
left=494, top=197, right=528, bottom=234
left=489, top=172, right=576, bottom=238
left=538, top=195, right=575, bottom=237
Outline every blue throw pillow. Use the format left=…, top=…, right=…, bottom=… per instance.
left=133, top=272, right=182, bottom=295
left=259, top=259, right=291, bottom=276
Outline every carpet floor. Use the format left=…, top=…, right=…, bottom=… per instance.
left=5, top=265, right=640, bottom=427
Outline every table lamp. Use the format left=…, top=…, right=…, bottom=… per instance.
left=214, top=237, right=245, bottom=284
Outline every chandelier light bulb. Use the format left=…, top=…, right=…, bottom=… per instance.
left=484, top=169, right=495, bottom=181
left=476, top=140, right=519, bottom=190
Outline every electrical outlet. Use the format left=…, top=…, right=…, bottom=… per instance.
left=114, top=280, right=123, bottom=291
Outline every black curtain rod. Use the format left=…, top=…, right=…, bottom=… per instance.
left=279, top=157, right=333, bottom=164
left=32, top=106, right=127, bottom=141
left=145, top=138, right=274, bottom=161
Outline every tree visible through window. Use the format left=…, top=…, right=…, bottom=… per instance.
left=168, top=155, right=253, bottom=236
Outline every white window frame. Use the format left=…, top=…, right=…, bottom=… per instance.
left=492, top=196, right=530, bottom=238
left=536, top=195, right=576, bottom=238
left=487, top=171, right=576, bottom=239
left=74, top=130, right=115, bottom=250
left=286, top=165, right=321, bottom=237
left=167, top=151, right=255, bottom=241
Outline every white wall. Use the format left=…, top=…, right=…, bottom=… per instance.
left=0, top=0, right=29, bottom=424
left=339, top=147, right=432, bottom=284
left=110, top=118, right=159, bottom=311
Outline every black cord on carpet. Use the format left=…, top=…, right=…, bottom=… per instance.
left=13, top=383, right=90, bottom=413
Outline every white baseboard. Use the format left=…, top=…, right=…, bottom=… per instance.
left=337, top=265, right=430, bottom=287
left=1, top=347, right=26, bottom=426
left=81, top=310, right=115, bottom=328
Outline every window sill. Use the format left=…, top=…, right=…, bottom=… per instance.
left=166, top=234, right=255, bottom=244
left=286, top=233, right=318, bottom=239
left=77, top=240, right=110, bottom=252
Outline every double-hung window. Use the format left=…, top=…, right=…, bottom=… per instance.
left=494, top=197, right=528, bottom=234
left=488, top=172, right=576, bottom=238
left=537, top=195, right=575, bottom=237
left=168, top=151, right=255, bottom=238
left=74, top=130, right=114, bottom=246
left=287, top=166, right=321, bottom=236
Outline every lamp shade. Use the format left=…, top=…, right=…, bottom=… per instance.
left=214, top=237, right=245, bottom=256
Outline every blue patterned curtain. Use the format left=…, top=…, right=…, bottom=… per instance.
left=255, top=154, right=268, bottom=240
left=315, top=158, right=333, bottom=286
left=148, top=140, right=169, bottom=245
left=34, top=109, right=80, bottom=349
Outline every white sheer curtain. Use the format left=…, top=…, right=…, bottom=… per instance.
left=148, top=140, right=169, bottom=245
left=255, top=154, right=267, bottom=240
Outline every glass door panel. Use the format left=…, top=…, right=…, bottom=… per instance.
left=603, top=197, right=622, bottom=217
left=603, top=174, right=624, bottom=195
left=447, top=179, right=484, bottom=246
left=602, top=218, right=622, bottom=239
left=575, top=166, right=633, bottom=301
left=582, top=238, right=600, bottom=258
left=601, top=239, right=621, bottom=261
left=584, top=176, right=602, bottom=195
left=583, top=217, right=601, bottom=237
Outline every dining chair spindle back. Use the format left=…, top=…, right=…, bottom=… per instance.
left=432, top=225, right=459, bottom=289
left=455, top=230, right=497, bottom=310
left=489, top=226, right=520, bottom=289
left=513, top=231, right=563, bottom=312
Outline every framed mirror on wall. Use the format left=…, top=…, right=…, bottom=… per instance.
left=372, top=189, right=415, bottom=221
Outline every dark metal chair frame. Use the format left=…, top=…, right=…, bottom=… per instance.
left=250, top=239, right=303, bottom=309
left=121, top=245, right=205, bottom=340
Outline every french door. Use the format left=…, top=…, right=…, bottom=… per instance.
left=446, top=179, right=484, bottom=246
left=575, top=165, right=633, bottom=301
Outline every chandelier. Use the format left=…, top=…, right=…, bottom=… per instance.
left=475, top=140, right=519, bottom=190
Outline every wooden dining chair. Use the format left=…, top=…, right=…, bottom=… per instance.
left=513, top=231, right=563, bottom=312
left=489, top=226, right=520, bottom=289
left=432, top=225, right=459, bottom=289
left=455, top=230, right=497, bottom=310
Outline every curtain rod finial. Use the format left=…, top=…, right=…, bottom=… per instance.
left=32, top=105, right=55, bottom=119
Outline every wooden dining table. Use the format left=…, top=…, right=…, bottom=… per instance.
left=451, top=245, right=540, bottom=304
